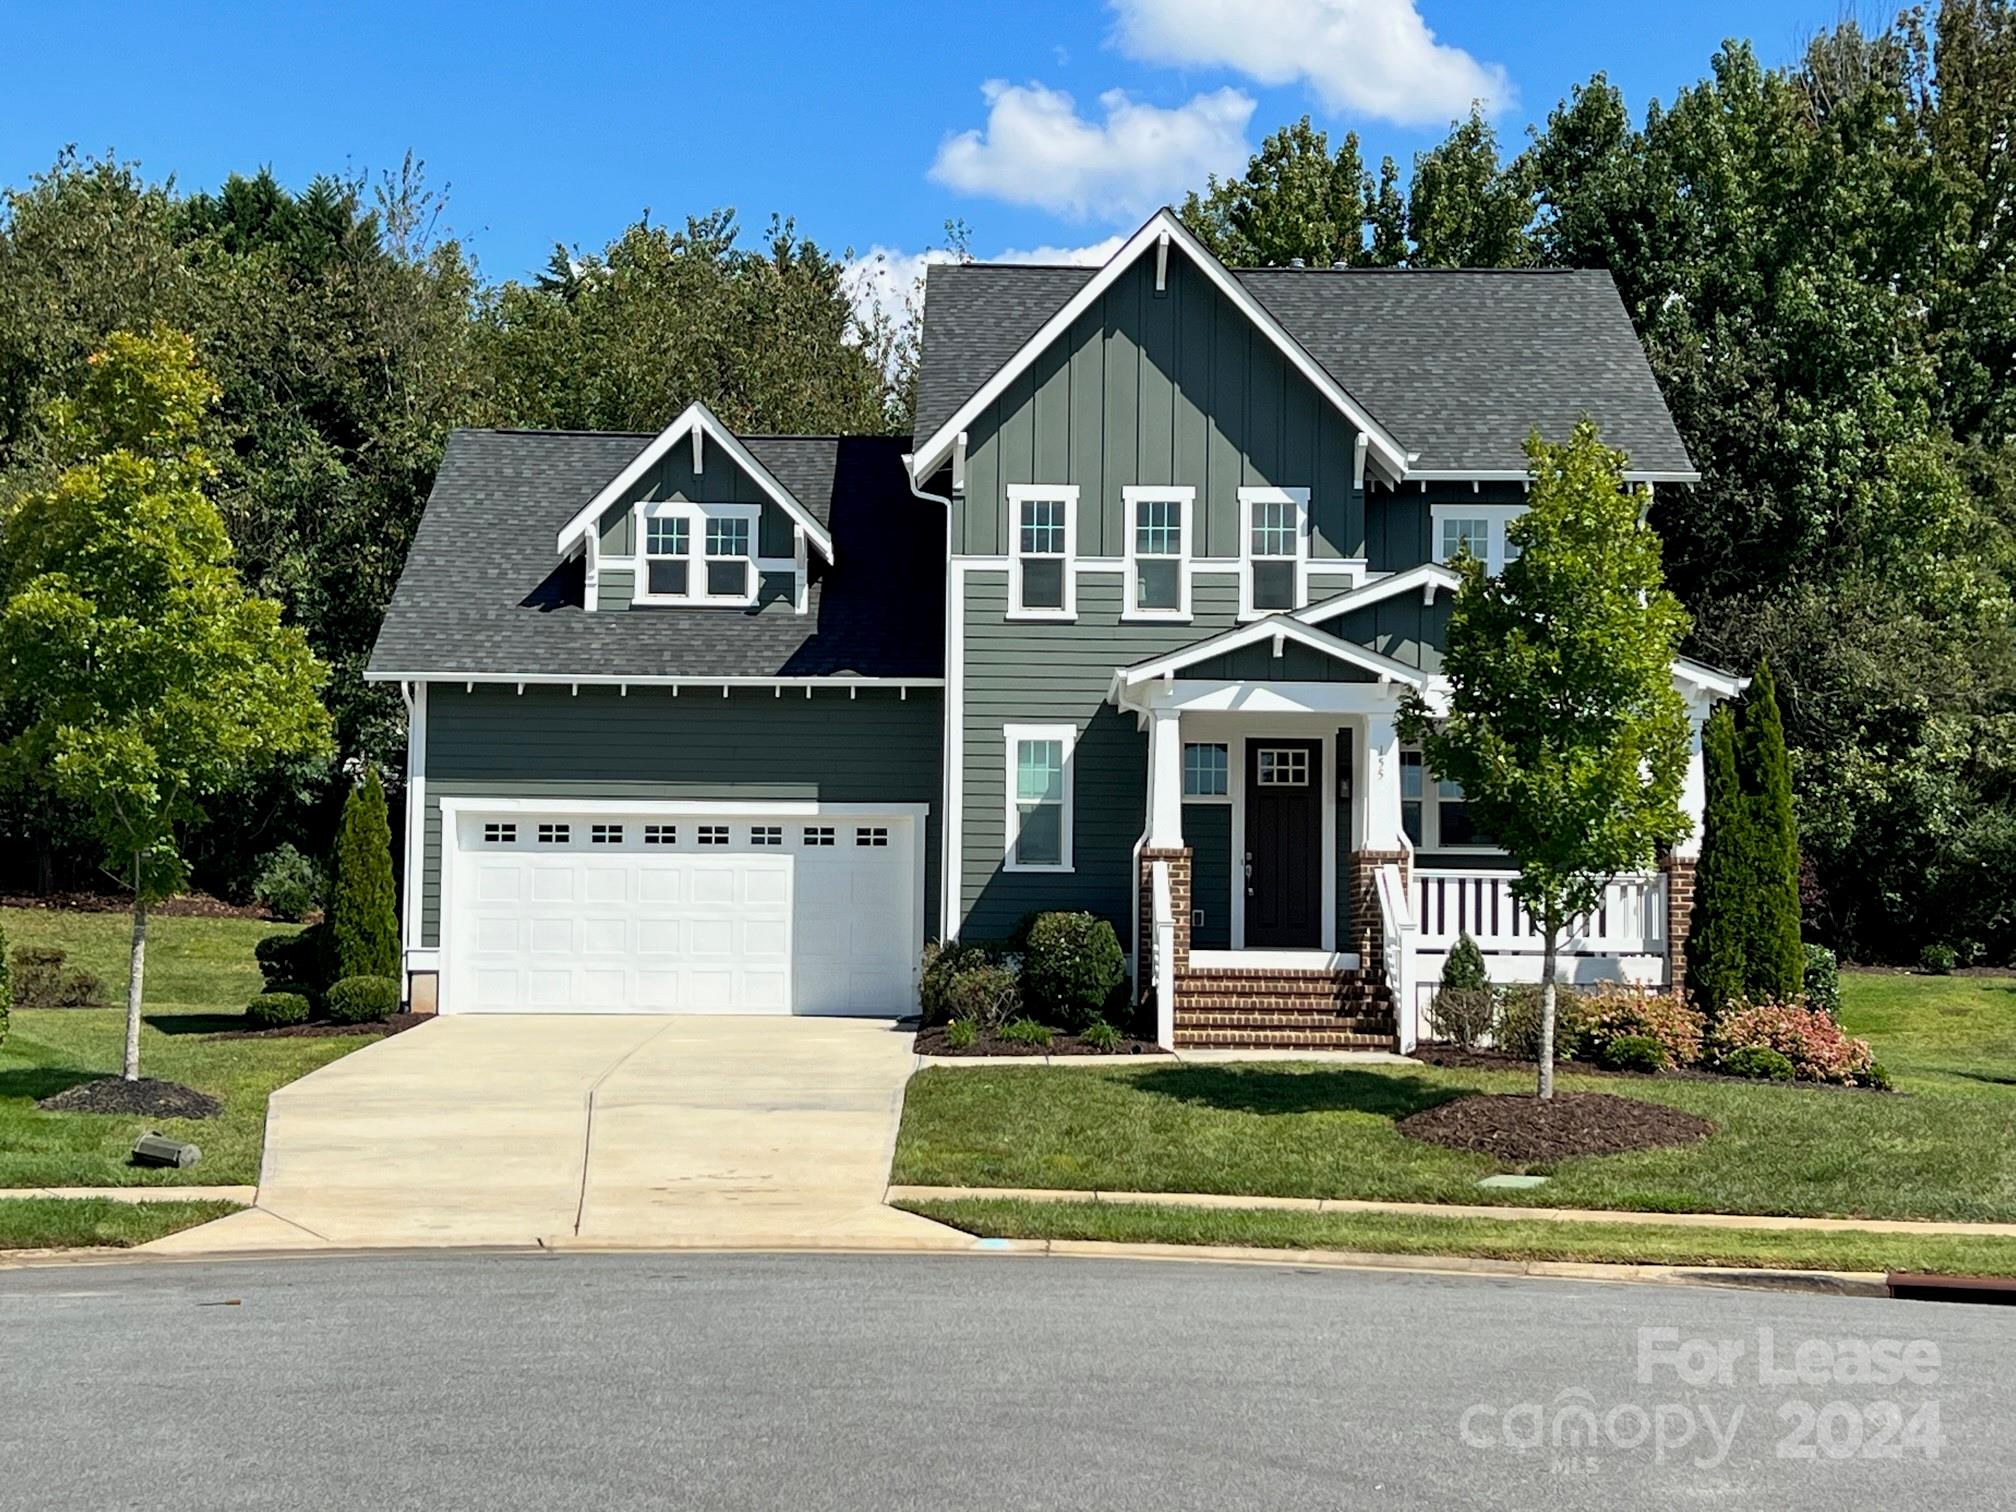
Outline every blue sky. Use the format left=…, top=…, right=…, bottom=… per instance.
left=5, top=0, right=1834, bottom=297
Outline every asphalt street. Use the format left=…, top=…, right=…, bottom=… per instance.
left=3, top=1251, right=2009, bottom=1510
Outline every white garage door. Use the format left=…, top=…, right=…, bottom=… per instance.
left=443, top=809, right=918, bottom=1015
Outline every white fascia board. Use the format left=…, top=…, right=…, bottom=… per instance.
left=1672, top=657, right=1748, bottom=700
left=1296, top=563, right=1462, bottom=625
left=361, top=671, right=942, bottom=689
left=1116, top=613, right=1432, bottom=692
left=909, top=208, right=1410, bottom=485
left=439, top=796, right=929, bottom=820
left=553, top=400, right=836, bottom=563
left=1399, top=468, right=1702, bottom=484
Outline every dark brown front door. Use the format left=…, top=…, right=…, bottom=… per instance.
left=1245, top=739, right=1322, bottom=947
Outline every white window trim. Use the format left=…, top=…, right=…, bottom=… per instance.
left=1430, top=503, right=1527, bottom=576
left=1003, top=722, right=1075, bottom=873
left=1122, top=485, right=1194, bottom=622
left=1237, top=486, right=1310, bottom=620
left=1006, top=484, right=1079, bottom=621
left=632, top=500, right=762, bottom=608
left=1181, top=740, right=1232, bottom=804
left=1401, top=742, right=1497, bottom=853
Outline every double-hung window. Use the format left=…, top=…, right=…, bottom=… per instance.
left=1239, top=486, right=1308, bottom=617
left=1400, top=744, right=1491, bottom=850
left=1008, top=485, right=1077, bottom=619
left=1430, top=504, right=1525, bottom=575
left=1005, top=724, right=1074, bottom=871
left=634, top=502, right=759, bottom=607
left=1124, top=486, right=1192, bottom=619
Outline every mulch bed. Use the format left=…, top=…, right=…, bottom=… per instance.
left=36, top=1077, right=224, bottom=1119
left=1411, top=1043, right=1888, bottom=1093
left=0, top=892, right=283, bottom=920
left=1398, top=1091, right=1713, bottom=1163
left=913, top=1022, right=1163, bottom=1057
left=205, top=1013, right=429, bottom=1042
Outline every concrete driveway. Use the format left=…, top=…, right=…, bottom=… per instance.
left=146, top=1016, right=961, bottom=1253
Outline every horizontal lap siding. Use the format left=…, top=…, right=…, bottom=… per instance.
left=960, top=573, right=1242, bottom=943
left=959, top=252, right=1364, bottom=560
left=1183, top=802, right=1233, bottom=949
left=419, top=683, right=941, bottom=946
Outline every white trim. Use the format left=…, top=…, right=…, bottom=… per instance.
left=1121, top=485, right=1194, bottom=622
left=1237, top=486, right=1310, bottom=620
left=1673, top=656, right=1748, bottom=700
left=1404, top=467, right=1700, bottom=484
left=1180, top=739, right=1232, bottom=804
left=632, top=500, right=763, bottom=608
left=401, top=680, right=428, bottom=965
left=1296, top=563, right=1461, bottom=625
left=1399, top=743, right=1495, bottom=855
left=1003, top=722, right=1076, bottom=874
left=1006, top=484, right=1079, bottom=621
left=1190, top=949, right=1361, bottom=971
left=1116, top=613, right=1433, bottom=692
left=909, top=209, right=1410, bottom=484
left=554, top=400, right=836, bottom=562
left=1133, top=678, right=1435, bottom=717
left=1430, top=502, right=1526, bottom=576
left=363, top=672, right=943, bottom=689
left=582, top=531, right=600, bottom=614
left=906, top=460, right=964, bottom=942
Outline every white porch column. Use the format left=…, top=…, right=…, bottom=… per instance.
left=1356, top=708, right=1405, bottom=852
left=1147, top=706, right=1184, bottom=849
left=1674, top=696, right=1710, bottom=860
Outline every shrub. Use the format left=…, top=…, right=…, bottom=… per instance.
left=10, top=945, right=105, bottom=1008
left=1493, top=985, right=1591, bottom=1062
left=1598, top=1034, right=1668, bottom=1074
left=944, top=1018, right=979, bottom=1050
left=920, top=940, right=1008, bottom=1024
left=329, top=768, right=400, bottom=981
left=1919, top=943, right=1957, bottom=976
left=1019, top=912, right=1125, bottom=1031
left=1430, top=933, right=1494, bottom=1047
left=1862, top=1060, right=1893, bottom=1092
left=255, top=925, right=328, bottom=994
left=252, top=844, right=322, bottom=922
left=1801, top=944, right=1842, bottom=1019
left=1080, top=1019, right=1123, bottom=1052
left=1721, top=1045, right=1796, bottom=1082
left=324, top=975, right=402, bottom=1025
left=999, top=1017, right=1054, bottom=1047
left=1576, top=985, right=1704, bottom=1069
left=246, top=991, right=311, bottom=1029
left=945, top=961, right=1021, bottom=1031
left=1710, top=999, right=1877, bottom=1085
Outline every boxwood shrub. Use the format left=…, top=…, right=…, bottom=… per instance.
left=324, top=975, right=402, bottom=1025
left=1019, top=911, right=1125, bottom=1031
left=1721, top=1045, right=1796, bottom=1082
left=255, top=924, right=330, bottom=995
left=247, top=991, right=312, bottom=1029
left=1597, top=1033, right=1668, bottom=1075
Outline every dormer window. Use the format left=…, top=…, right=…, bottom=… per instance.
left=1008, top=485, right=1078, bottom=620
left=634, top=501, right=759, bottom=607
left=1239, top=486, right=1309, bottom=618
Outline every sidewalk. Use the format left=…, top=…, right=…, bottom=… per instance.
left=885, top=1183, right=2016, bottom=1239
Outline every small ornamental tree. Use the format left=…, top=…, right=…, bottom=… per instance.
left=1736, top=661, right=1804, bottom=1000
left=1684, top=707, right=1751, bottom=1018
left=0, top=329, right=330, bottom=1080
left=1399, top=421, right=1692, bottom=1099
left=329, top=766, right=400, bottom=982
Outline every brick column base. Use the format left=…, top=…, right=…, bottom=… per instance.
left=1663, top=855, right=1697, bottom=994
left=1349, top=849, right=1409, bottom=971
left=1137, top=847, right=1192, bottom=1004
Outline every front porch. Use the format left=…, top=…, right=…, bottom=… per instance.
left=1114, top=614, right=1698, bottom=1051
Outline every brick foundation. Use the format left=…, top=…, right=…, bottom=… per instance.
left=1348, top=849, right=1409, bottom=970
left=1663, top=855, right=1697, bottom=994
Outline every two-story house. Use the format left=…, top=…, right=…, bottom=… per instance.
left=368, top=208, right=1740, bottom=1050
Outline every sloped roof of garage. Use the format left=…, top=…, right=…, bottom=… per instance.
left=367, top=430, right=944, bottom=681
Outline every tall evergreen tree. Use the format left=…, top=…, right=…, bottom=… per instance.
left=1736, top=660, right=1805, bottom=997
left=328, top=766, right=399, bottom=981
left=1685, top=706, right=1751, bottom=1017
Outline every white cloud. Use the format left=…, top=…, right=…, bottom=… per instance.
left=928, top=80, right=1254, bottom=220
left=1109, top=0, right=1512, bottom=126
left=841, top=236, right=1126, bottom=353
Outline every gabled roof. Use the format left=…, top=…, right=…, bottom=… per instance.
left=1297, top=563, right=1461, bottom=624
left=554, top=401, right=837, bottom=561
left=368, top=431, right=940, bottom=682
left=916, top=231, right=1698, bottom=481
left=1115, top=613, right=1435, bottom=692
left=910, top=210, right=1412, bottom=485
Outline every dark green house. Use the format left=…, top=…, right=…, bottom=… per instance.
left=368, top=208, right=1740, bottom=1048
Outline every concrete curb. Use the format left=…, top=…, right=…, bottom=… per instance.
left=913, top=1049, right=1414, bottom=1070
left=886, top=1184, right=2016, bottom=1239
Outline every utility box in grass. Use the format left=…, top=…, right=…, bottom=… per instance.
left=131, top=1133, right=200, bottom=1169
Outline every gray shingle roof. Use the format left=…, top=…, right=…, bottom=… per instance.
left=914, top=262, right=1696, bottom=477
left=367, top=431, right=943, bottom=681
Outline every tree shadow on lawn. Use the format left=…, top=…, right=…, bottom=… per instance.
left=0, top=1065, right=105, bottom=1103
left=1130, top=1065, right=1470, bottom=1119
left=145, top=1013, right=248, bottom=1037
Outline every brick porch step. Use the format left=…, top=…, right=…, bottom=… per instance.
left=1176, top=1011, right=1395, bottom=1033
left=1173, top=1028, right=1400, bottom=1050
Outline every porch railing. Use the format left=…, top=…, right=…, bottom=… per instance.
left=1373, top=862, right=1420, bottom=1052
left=1412, top=869, right=1667, bottom=957
left=1150, top=858, right=1177, bottom=1049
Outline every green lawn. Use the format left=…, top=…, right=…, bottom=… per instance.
left=901, top=1197, right=2016, bottom=1276
left=0, top=907, right=377, bottom=1188
left=893, top=973, right=2016, bottom=1224
left=1839, top=970, right=2016, bottom=1091
left=0, top=1198, right=242, bottom=1250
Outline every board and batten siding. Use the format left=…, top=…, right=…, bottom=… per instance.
left=957, top=251, right=1365, bottom=562
left=417, top=683, right=941, bottom=947
left=595, top=443, right=797, bottom=560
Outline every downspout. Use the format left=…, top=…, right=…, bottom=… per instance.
left=906, top=457, right=958, bottom=944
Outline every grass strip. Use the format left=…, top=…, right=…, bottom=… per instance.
left=0, top=1198, right=242, bottom=1250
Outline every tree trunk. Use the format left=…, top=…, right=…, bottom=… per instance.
left=1537, top=918, right=1559, bottom=1101
left=125, top=860, right=148, bottom=1083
